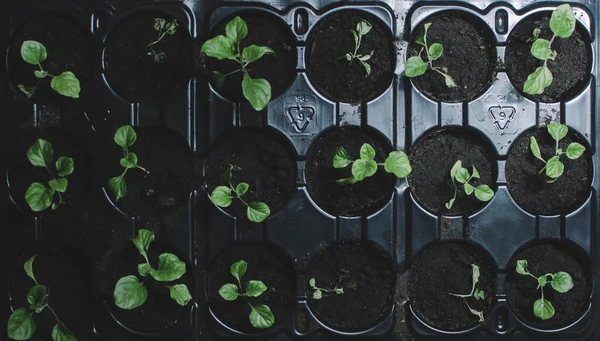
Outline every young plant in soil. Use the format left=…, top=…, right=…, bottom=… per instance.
left=406, top=23, right=456, bottom=88
left=308, top=277, right=344, bottom=299
left=516, top=259, right=573, bottom=320
left=344, top=20, right=374, bottom=77
left=209, top=164, right=271, bottom=223
left=447, top=264, right=486, bottom=322
left=108, top=125, right=150, bottom=202
left=218, top=260, right=274, bottom=329
left=445, top=160, right=494, bottom=209
left=201, top=16, right=275, bottom=111
left=530, top=123, right=585, bottom=183
left=145, top=18, right=178, bottom=63
left=7, top=255, right=76, bottom=341
left=18, top=40, right=80, bottom=99
left=333, top=143, right=411, bottom=184
left=114, top=229, right=192, bottom=310
left=25, top=139, right=75, bottom=212
left=523, top=4, right=576, bottom=95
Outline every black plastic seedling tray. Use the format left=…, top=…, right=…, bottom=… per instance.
left=1, top=0, right=599, bottom=340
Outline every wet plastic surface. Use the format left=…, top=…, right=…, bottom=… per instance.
left=1, top=0, right=599, bottom=340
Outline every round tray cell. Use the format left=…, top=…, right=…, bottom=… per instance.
left=7, top=14, right=93, bottom=102
left=505, top=126, right=592, bottom=216
left=505, top=240, right=592, bottom=330
left=306, top=241, right=395, bottom=332
left=408, top=127, right=498, bottom=216
left=505, top=11, right=592, bottom=103
left=207, top=243, right=296, bottom=333
left=305, top=10, right=396, bottom=103
left=203, top=10, right=298, bottom=105
left=100, top=127, right=194, bottom=217
left=204, top=128, right=297, bottom=219
left=103, top=11, right=193, bottom=102
left=305, top=126, right=395, bottom=217
left=407, top=11, right=497, bottom=103
left=408, top=241, right=497, bottom=332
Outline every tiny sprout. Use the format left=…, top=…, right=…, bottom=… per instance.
left=108, top=125, right=150, bottom=202
left=145, top=18, right=178, bottom=63
left=308, top=277, right=344, bottom=300
left=447, top=264, right=486, bottom=322
left=406, top=22, right=456, bottom=88
left=529, top=123, right=585, bottom=182
left=516, top=259, right=573, bottom=320
left=345, top=20, right=374, bottom=77
left=445, top=160, right=494, bottom=210
left=333, top=143, right=411, bottom=184
left=218, top=260, right=274, bottom=329
left=25, top=139, right=75, bottom=212
left=19, top=40, right=80, bottom=99
left=210, top=164, right=271, bottom=223
left=523, top=4, right=576, bottom=95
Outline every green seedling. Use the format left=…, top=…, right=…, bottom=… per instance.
left=405, top=22, right=456, bottom=88
left=218, top=260, right=274, bottom=329
left=516, top=259, right=573, bottom=320
left=145, top=18, right=178, bottom=63
left=308, top=277, right=344, bottom=300
left=333, top=143, right=412, bottom=184
left=18, top=40, right=80, bottom=99
left=201, top=16, right=274, bottom=111
left=445, top=160, right=495, bottom=209
left=447, top=264, right=486, bottom=322
left=24, top=139, right=75, bottom=212
left=108, top=125, right=150, bottom=202
left=530, top=123, right=585, bottom=182
left=209, top=164, right=271, bottom=223
left=523, top=4, right=575, bottom=95
left=344, top=20, right=374, bottom=77
left=114, top=229, right=192, bottom=310
left=7, top=255, right=76, bottom=341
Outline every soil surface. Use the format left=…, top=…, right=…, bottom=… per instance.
left=205, top=129, right=296, bottom=218
left=407, top=12, right=497, bottom=102
left=506, top=242, right=591, bottom=329
left=307, top=242, right=395, bottom=332
left=408, top=241, right=495, bottom=331
left=305, top=127, right=395, bottom=217
left=306, top=10, right=395, bottom=103
left=104, top=12, right=193, bottom=102
left=506, top=127, right=592, bottom=215
left=97, top=240, right=194, bottom=332
left=101, top=127, right=194, bottom=217
left=505, top=13, right=592, bottom=103
left=8, top=15, right=93, bottom=102
left=207, top=243, right=295, bottom=333
left=204, top=12, right=297, bottom=104
left=408, top=128, right=497, bottom=216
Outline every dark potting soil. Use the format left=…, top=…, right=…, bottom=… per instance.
left=505, top=13, right=592, bottom=103
left=407, top=12, right=497, bottom=102
left=306, top=10, right=395, bottom=103
left=103, top=12, right=193, bottom=102
left=408, top=128, right=497, bottom=216
left=8, top=15, right=93, bottom=102
left=408, top=241, right=495, bottom=331
left=505, top=127, right=592, bottom=215
left=204, top=129, right=296, bottom=218
left=207, top=243, right=295, bottom=333
left=11, top=245, right=93, bottom=340
left=506, top=242, right=591, bottom=329
left=307, top=242, right=395, bottom=332
left=305, top=127, right=395, bottom=216
left=97, top=240, right=194, bottom=332
left=204, top=13, right=297, bottom=104
left=102, top=127, right=194, bottom=217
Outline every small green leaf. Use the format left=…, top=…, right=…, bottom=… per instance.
left=50, top=71, right=80, bottom=98
left=219, top=283, right=239, bottom=301
left=247, top=202, right=270, bottom=223
left=150, top=253, right=186, bottom=282
left=531, top=39, right=553, bottom=60
left=474, top=289, right=485, bottom=301
left=415, top=27, right=425, bottom=46
left=352, top=159, right=377, bottom=181
left=138, top=263, right=152, bottom=277
left=249, top=304, right=275, bottom=329
left=34, top=70, right=47, bottom=79
left=472, top=264, right=480, bottom=286
left=27, top=138, right=53, bottom=167
left=225, top=16, right=248, bottom=43
left=114, top=125, right=137, bottom=148
left=405, top=56, right=428, bottom=77
left=242, top=45, right=275, bottom=64
left=24, top=255, right=37, bottom=283
left=25, top=183, right=54, bottom=212
left=362, top=62, right=371, bottom=77
left=545, top=155, right=564, bottom=178
left=131, top=229, right=154, bottom=260
left=471, top=166, right=480, bottom=179
left=27, top=284, right=47, bottom=310
left=345, top=53, right=352, bottom=61
left=21, top=40, right=47, bottom=65
left=210, top=186, right=232, bottom=207
left=51, top=322, right=76, bottom=341
left=312, top=290, right=323, bottom=299
left=246, top=280, right=267, bottom=297
left=333, top=147, right=352, bottom=168
left=384, top=151, right=411, bottom=178
left=450, top=160, right=462, bottom=180
left=464, top=183, right=474, bottom=195
left=547, top=123, right=568, bottom=142
left=114, top=275, right=148, bottom=310
left=351, top=30, right=359, bottom=46
left=455, top=167, right=470, bottom=184
left=336, top=177, right=359, bottom=185
left=7, top=308, right=36, bottom=340
left=444, top=74, right=457, bottom=88
left=538, top=276, right=548, bottom=288
left=530, top=136, right=545, bottom=163
left=566, top=142, right=585, bottom=159
left=550, top=4, right=576, bottom=38
left=309, top=278, right=316, bottom=287
left=201, top=35, right=235, bottom=60
left=108, top=176, right=127, bottom=201
left=356, top=20, right=372, bottom=36
left=56, top=157, right=74, bottom=177
left=222, top=164, right=233, bottom=184
left=445, top=197, right=455, bottom=210
left=516, top=260, right=528, bottom=275
left=18, top=84, right=36, bottom=98
left=551, top=272, right=574, bottom=293
left=48, top=178, right=67, bottom=193
left=242, top=75, right=271, bottom=111
left=534, top=297, right=555, bottom=320
left=359, top=143, right=376, bottom=161
left=533, top=28, right=541, bottom=40
left=231, top=260, right=247, bottom=282
left=210, top=71, right=226, bottom=88
left=121, top=153, right=138, bottom=169
left=428, top=43, right=443, bottom=61
left=235, top=183, right=249, bottom=196
left=523, top=66, right=553, bottom=95
left=474, top=185, right=494, bottom=202
left=168, top=284, right=192, bottom=306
